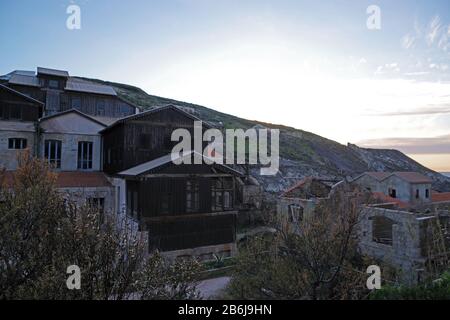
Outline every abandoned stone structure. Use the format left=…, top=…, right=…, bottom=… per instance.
left=0, top=67, right=260, bottom=260
left=279, top=172, right=450, bottom=284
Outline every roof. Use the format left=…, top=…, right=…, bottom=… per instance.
left=117, top=151, right=243, bottom=177
left=372, top=192, right=410, bottom=209
left=281, top=177, right=338, bottom=198
left=37, top=67, right=69, bottom=78
left=0, top=83, right=44, bottom=105
left=100, top=104, right=212, bottom=133
left=55, top=171, right=111, bottom=188
left=8, top=74, right=40, bottom=87
left=356, top=171, right=432, bottom=184
left=39, top=109, right=107, bottom=127
left=431, top=192, right=450, bottom=203
left=65, top=78, right=117, bottom=96
left=1, top=171, right=111, bottom=188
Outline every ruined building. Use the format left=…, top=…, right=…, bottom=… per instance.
left=278, top=172, right=450, bottom=284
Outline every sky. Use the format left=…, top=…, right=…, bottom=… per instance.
left=1, top=0, right=450, bottom=171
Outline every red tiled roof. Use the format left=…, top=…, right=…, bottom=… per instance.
left=392, top=172, right=432, bottom=184
left=365, top=172, right=391, bottom=180
left=55, top=172, right=112, bottom=188
left=372, top=192, right=410, bottom=209
left=364, top=171, right=432, bottom=184
left=432, top=192, right=450, bottom=203
left=1, top=171, right=111, bottom=188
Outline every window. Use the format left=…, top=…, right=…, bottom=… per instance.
left=211, top=178, right=234, bottom=211
left=186, top=180, right=200, bottom=212
left=9, top=106, right=21, bottom=120
left=44, top=140, right=62, bottom=168
left=288, top=204, right=304, bottom=223
left=48, top=79, right=59, bottom=89
left=8, top=138, right=27, bottom=150
left=96, top=100, right=105, bottom=116
left=0, top=104, right=5, bottom=119
left=77, top=141, right=93, bottom=169
left=416, top=189, right=420, bottom=199
left=372, top=216, right=394, bottom=246
left=426, top=189, right=430, bottom=199
left=71, top=98, right=81, bottom=110
left=388, top=188, right=397, bottom=198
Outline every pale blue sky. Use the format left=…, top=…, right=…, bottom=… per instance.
left=1, top=0, right=450, bottom=169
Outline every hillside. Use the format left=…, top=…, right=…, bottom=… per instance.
left=81, top=77, right=450, bottom=193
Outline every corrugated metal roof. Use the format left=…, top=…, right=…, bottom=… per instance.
left=65, top=78, right=117, bottom=96
left=118, top=151, right=243, bottom=177
left=8, top=74, right=40, bottom=87
left=100, top=104, right=212, bottom=133
left=37, top=67, right=69, bottom=78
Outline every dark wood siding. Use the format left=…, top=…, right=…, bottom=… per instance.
left=148, top=214, right=236, bottom=252
left=0, top=86, right=41, bottom=121
left=103, top=107, right=209, bottom=173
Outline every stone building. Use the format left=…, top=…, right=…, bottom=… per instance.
left=278, top=172, right=450, bottom=284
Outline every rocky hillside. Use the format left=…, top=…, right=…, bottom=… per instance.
left=82, top=77, right=450, bottom=193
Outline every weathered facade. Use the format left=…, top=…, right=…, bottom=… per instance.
left=103, top=105, right=242, bottom=259
left=278, top=172, right=450, bottom=284
left=1, top=67, right=138, bottom=117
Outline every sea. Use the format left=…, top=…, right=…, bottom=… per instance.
left=441, top=172, right=450, bottom=178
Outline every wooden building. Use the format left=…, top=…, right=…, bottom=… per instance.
left=103, top=105, right=243, bottom=258
left=1, top=67, right=138, bottom=118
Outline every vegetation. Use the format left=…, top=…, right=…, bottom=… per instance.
left=226, top=183, right=375, bottom=300
left=370, top=271, right=450, bottom=300
left=0, top=153, right=201, bottom=300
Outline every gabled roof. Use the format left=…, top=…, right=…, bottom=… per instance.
left=37, top=67, right=69, bottom=78
left=281, top=177, right=338, bottom=199
left=0, top=83, right=44, bottom=105
left=355, top=171, right=432, bottom=184
left=100, top=104, right=212, bottom=133
left=117, top=150, right=243, bottom=177
left=39, top=109, right=107, bottom=127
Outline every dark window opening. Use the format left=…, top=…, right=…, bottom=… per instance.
left=96, top=100, right=105, bottom=116
left=425, top=189, right=430, bottom=199
left=9, top=106, right=21, bottom=120
left=388, top=188, right=397, bottom=198
left=44, top=140, right=62, bottom=169
left=372, top=216, right=394, bottom=246
left=416, top=189, right=420, bottom=199
left=288, top=204, right=304, bottom=223
left=71, top=98, right=81, bottom=110
left=77, top=141, right=93, bottom=169
left=48, top=79, right=59, bottom=89
left=186, top=180, right=200, bottom=213
left=8, top=138, right=27, bottom=150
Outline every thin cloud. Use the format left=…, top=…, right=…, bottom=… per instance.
left=401, top=34, right=415, bottom=49
left=358, top=134, right=450, bottom=154
left=365, top=103, right=450, bottom=117
left=427, top=15, right=442, bottom=45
